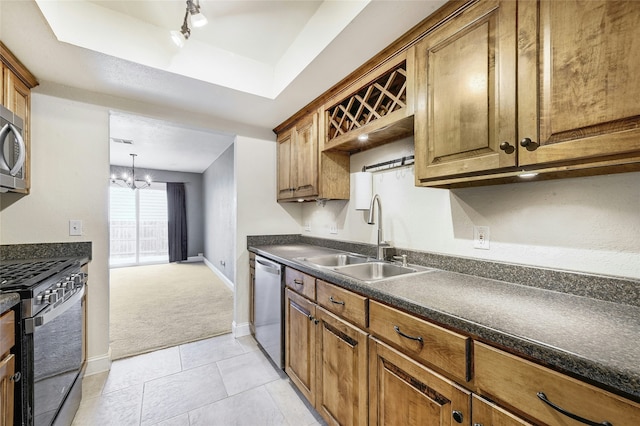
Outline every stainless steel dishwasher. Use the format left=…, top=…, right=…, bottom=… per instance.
left=254, top=256, right=284, bottom=368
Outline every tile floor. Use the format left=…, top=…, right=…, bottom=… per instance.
left=71, top=334, right=325, bottom=426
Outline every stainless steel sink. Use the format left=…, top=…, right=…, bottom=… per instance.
left=333, top=261, right=436, bottom=282
left=295, top=253, right=370, bottom=267
left=295, top=252, right=436, bottom=282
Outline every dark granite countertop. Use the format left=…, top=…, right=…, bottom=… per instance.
left=0, top=242, right=92, bottom=261
left=249, top=242, right=640, bottom=402
left=0, top=292, right=20, bottom=314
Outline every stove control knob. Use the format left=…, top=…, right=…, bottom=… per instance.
left=56, top=288, right=65, bottom=298
left=40, top=291, right=58, bottom=304
left=61, top=280, right=74, bottom=290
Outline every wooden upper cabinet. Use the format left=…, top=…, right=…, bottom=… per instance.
left=277, top=128, right=294, bottom=199
left=414, top=0, right=517, bottom=183
left=293, top=114, right=318, bottom=198
left=323, top=49, right=416, bottom=154
left=276, top=112, right=319, bottom=201
left=518, top=0, right=640, bottom=167
left=276, top=109, right=349, bottom=202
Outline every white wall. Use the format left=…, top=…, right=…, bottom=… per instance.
left=203, top=144, right=236, bottom=283
left=234, top=136, right=302, bottom=334
left=0, top=92, right=112, bottom=372
left=303, top=137, right=640, bottom=280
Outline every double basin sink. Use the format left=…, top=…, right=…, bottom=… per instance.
left=294, top=252, right=436, bottom=283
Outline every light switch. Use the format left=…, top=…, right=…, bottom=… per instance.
left=69, top=220, right=82, bottom=236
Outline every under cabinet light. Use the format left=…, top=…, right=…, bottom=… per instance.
left=518, top=171, right=539, bottom=179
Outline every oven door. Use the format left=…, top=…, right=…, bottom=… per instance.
left=26, top=286, right=84, bottom=426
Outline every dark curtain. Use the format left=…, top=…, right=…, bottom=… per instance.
left=167, top=182, right=188, bottom=262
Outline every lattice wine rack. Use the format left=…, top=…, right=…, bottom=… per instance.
left=326, top=61, right=408, bottom=142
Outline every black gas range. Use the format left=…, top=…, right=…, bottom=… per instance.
left=0, top=257, right=87, bottom=426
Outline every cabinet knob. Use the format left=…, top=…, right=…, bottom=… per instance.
left=520, top=137, right=540, bottom=151
left=499, top=142, right=515, bottom=154
left=452, top=410, right=464, bottom=423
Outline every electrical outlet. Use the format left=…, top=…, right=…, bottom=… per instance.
left=304, top=222, right=311, bottom=232
left=69, top=220, right=83, bottom=236
left=329, top=223, right=338, bottom=234
left=473, top=226, right=490, bottom=249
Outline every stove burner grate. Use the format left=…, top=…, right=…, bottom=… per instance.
left=0, top=259, right=75, bottom=291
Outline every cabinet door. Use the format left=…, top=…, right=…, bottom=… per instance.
left=518, top=0, right=640, bottom=167
left=293, top=113, right=318, bottom=198
left=472, top=394, right=533, bottom=426
left=414, top=0, right=517, bottom=182
left=277, top=129, right=294, bottom=200
left=369, top=337, right=471, bottom=426
left=315, top=307, right=368, bottom=426
left=0, top=354, right=15, bottom=426
left=284, top=288, right=317, bottom=405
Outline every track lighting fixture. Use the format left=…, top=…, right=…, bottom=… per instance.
left=171, top=0, right=207, bottom=47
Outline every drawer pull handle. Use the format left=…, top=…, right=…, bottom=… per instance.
left=293, top=279, right=304, bottom=286
left=329, top=296, right=345, bottom=305
left=394, top=325, right=424, bottom=343
left=536, top=392, right=612, bottom=426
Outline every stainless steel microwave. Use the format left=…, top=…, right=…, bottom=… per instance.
left=0, top=104, right=26, bottom=192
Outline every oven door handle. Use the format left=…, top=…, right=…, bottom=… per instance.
left=25, top=285, right=85, bottom=334
left=0, top=122, right=26, bottom=176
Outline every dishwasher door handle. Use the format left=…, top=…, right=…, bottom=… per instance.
left=256, top=259, right=281, bottom=275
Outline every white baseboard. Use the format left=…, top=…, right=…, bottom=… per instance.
left=180, top=255, right=204, bottom=263
left=233, top=321, right=251, bottom=338
left=203, top=258, right=235, bottom=291
left=84, top=349, right=112, bottom=376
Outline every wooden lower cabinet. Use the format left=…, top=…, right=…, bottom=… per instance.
left=315, top=307, right=368, bottom=426
left=285, top=286, right=368, bottom=426
left=474, top=342, right=640, bottom=426
left=285, top=288, right=317, bottom=405
left=472, top=394, right=533, bottom=426
left=369, top=337, right=471, bottom=426
left=0, top=354, right=15, bottom=426
left=0, top=310, right=16, bottom=426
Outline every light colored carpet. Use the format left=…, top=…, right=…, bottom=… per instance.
left=109, top=262, right=234, bottom=360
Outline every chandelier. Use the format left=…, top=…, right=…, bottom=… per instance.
left=170, top=0, right=208, bottom=47
left=110, top=154, right=152, bottom=190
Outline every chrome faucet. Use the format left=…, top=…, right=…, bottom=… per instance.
left=367, top=194, right=391, bottom=260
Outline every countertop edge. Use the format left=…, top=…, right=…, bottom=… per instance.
left=0, top=292, right=20, bottom=314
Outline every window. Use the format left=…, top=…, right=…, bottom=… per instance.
left=109, top=183, right=168, bottom=267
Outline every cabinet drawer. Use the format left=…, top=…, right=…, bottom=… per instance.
left=0, top=310, right=15, bottom=356
left=475, top=342, right=640, bottom=426
left=316, top=280, right=368, bottom=328
left=285, top=267, right=316, bottom=300
left=369, top=300, right=470, bottom=383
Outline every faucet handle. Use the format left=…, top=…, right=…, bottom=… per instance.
left=393, top=254, right=408, bottom=267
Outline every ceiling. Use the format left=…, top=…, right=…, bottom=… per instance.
left=0, top=0, right=448, bottom=172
